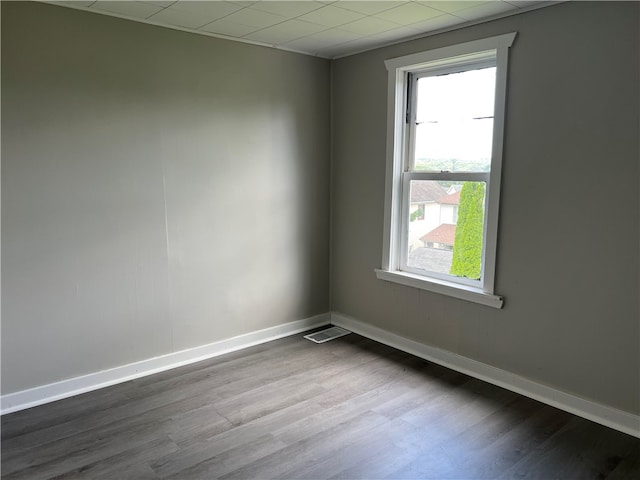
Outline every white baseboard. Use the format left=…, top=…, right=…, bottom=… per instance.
left=331, top=311, right=640, bottom=438
left=1, top=313, right=330, bottom=415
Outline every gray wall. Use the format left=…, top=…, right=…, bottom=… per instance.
left=1, top=2, right=330, bottom=394
left=331, top=1, right=640, bottom=415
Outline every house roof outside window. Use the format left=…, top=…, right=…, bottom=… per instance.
left=438, top=191, right=460, bottom=205
left=420, top=223, right=457, bottom=246
left=410, top=182, right=447, bottom=203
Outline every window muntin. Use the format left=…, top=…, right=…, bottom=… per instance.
left=378, top=33, right=516, bottom=308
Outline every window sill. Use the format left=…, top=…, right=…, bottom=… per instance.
left=375, top=269, right=504, bottom=309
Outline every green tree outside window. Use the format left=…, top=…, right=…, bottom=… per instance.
left=450, top=182, right=485, bottom=279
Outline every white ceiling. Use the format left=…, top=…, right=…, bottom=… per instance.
left=47, top=1, right=553, bottom=58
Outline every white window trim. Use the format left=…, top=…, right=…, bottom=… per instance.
left=377, top=32, right=517, bottom=309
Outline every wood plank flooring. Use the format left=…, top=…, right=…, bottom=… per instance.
left=2, top=328, right=639, bottom=479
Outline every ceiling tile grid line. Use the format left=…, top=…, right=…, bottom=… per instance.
left=46, top=1, right=559, bottom=59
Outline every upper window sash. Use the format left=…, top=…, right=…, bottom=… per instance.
left=406, top=63, right=497, bottom=174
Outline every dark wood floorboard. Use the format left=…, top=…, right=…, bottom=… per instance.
left=2, top=329, right=639, bottom=479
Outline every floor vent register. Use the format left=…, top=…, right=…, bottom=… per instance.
left=304, top=326, right=351, bottom=344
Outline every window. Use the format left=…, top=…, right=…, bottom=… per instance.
left=376, top=33, right=516, bottom=308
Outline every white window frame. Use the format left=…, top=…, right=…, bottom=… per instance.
left=376, top=33, right=517, bottom=309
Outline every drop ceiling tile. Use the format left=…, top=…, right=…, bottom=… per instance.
left=366, top=24, right=419, bottom=43
left=198, top=18, right=260, bottom=37
left=250, top=1, right=325, bottom=18
left=306, top=27, right=363, bottom=44
left=298, top=5, right=365, bottom=28
left=283, top=27, right=361, bottom=51
left=92, top=1, right=165, bottom=19
left=405, top=13, right=467, bottom=34
left=417, top=1, right=491, bottom=14
left=169, top=1, right=243, bottom=18
left=374, top=2, right=443, bottom=26
left=336, top=1, right=404, bottom=16
left=147, top=7, right=209, bottom=29
left=222, top=7, right=289, bottom=28
left=339, top=16, right=401, bottom=36
left=319, top=29, right=417, bottom=58
left=453, top=1, right=517, bottom=21
left=331, top=36, right=376, bottom=51
left=243, top=19, right=328, bottom=44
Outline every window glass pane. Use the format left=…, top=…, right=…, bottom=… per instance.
left=407, top=180, right=486, bottom=280
left=413, top=67, right=496, bottom=172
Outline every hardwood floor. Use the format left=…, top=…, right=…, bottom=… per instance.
left=2, top=328, right=639, bottom=479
